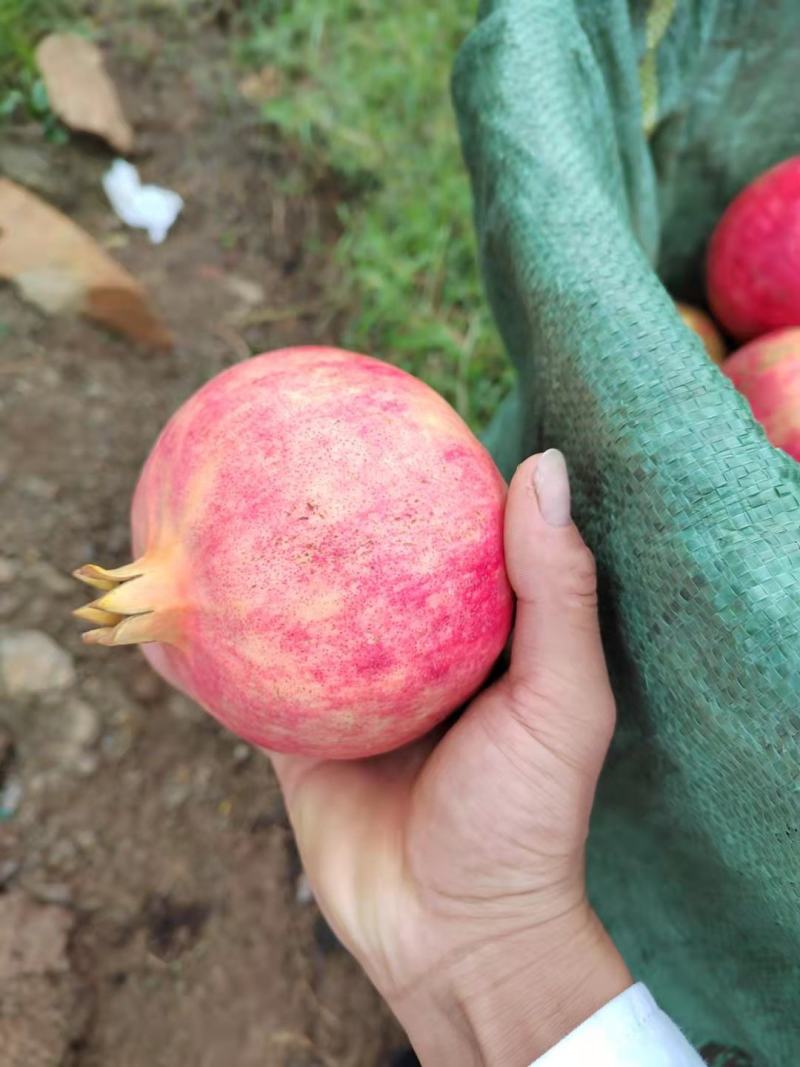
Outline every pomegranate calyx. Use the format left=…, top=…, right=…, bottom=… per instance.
left=73, top=555, right=183, bottom=647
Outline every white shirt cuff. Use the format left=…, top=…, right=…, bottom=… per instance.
left=531, top=983, right=706, bottom=1066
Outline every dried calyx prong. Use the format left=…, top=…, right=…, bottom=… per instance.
left=73, top=604, right=122, bottom=627
left=73, top=555, right=182, bottom=647
left=73, top=562, right=145, bottom=588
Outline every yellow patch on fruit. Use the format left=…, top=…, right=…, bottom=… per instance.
left=676, top=302, right=727, bottom=365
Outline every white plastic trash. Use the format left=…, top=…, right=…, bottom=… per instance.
left=102, top=159, right=183, bottom=244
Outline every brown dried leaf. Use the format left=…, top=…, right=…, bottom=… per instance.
left=0, top=179, right=172, bottom=349
left=237, top=66, right=283, bottom=106
left=35, top=33, right=134, bottom=154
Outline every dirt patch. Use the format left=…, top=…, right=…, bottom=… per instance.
left=0, top=12, right=403, bottom=1066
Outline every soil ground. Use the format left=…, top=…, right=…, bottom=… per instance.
left=0, top=13, right=406, bottom=1066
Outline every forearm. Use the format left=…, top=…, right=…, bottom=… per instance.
left=389, top=908, right=633, bottom=1067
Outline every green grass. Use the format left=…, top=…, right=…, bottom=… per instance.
left=0, top=0, right=79, bottom=128
left=3, top=0, right=511, bottom=429
left=234, top=0, right=511, bottom=430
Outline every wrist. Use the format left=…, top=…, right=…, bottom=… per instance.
left=390, top=905, right=632, bottom=1067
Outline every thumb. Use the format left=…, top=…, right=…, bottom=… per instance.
left=502, top=450, right=615, bottom=751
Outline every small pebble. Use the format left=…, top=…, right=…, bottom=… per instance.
left=0, top=630, right=76, bottom=695
left=29, top=560, right=75, bottom=596
left=295, top=872, right=313, bottom=906
left=74, top=829, right=98, bottom=852
left=47, top=837, right=77, bottom=868
left=163, top=781, right=192, bottom=810
left=168, top=693, right=204, bottom=723
left=20, top=475, right=57, bottom=501
left=25, top=881, right=72, bottom=905
left=0, top=558, right=17, bottom=585
left=0, top=778, right=23, bottom=818
left=74, top=752, right=100, bottom=778
left=0, top=591, right=22, bottom=618
left=101, top=725, right=134, bottom=762
left=63, top=698, right=101, bottom=748
left=232, top=742, right=251, bottom=765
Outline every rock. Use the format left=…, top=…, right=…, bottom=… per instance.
left=100, top=724, right=133, bottom=761
left=29, top=561, right=74, bottom=596
left=35, top=34, right=134, bottom=153
left=74, top=752, right=99, bottom=778
left=41, top=696, right=102, bottom=778
left=46, top=838, right=77, bottom=870
left=0, top=890, right=74, bottom=980
left=20, top=475, right=57, bottom=501
left=26, top=596, right=56, bottom=626
left=295, top=872, right=313, bottom=906
left=232, top=742, right=251, bottom=766
left=25, top=773, right=48, bottom=798
left=0, top=558, right=17, bottom=585
left=162, top=780, right=191, bottom=810
left=224, top=274, right=265, bottom=306
left=0, top=631, right=76, bottom=695
left=24, top=882, right=72, bottom=906
left=168, top=692, right=204, bottom=723
left=73, top=829, right=97, bottom=852
left=0, top=592, right=22, bottom=618
left=62, top=698, right=100, bottom=748
left=0, top=779, right=23, bottom=819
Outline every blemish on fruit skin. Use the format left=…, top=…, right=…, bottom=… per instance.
left=115, top=346, right=513, bottom=758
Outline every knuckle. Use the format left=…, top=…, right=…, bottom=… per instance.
left=504, top=674, right=549, bottom=722
left=561, top=543, right=598, bottom=606
left=502, top=672, right=565, bottom=734
left=503, top=671, right=618, bottom=765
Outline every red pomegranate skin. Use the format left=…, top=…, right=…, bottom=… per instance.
left=76, top=347, right=513, bottom=759
left=707, top=157, right=800, bottom=341
left=723, top=328, right=800, bottom=461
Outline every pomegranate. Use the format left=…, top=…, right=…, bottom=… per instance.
left=723, top=328, right=800, bottom=461
left=707, top=157, right=800, bottom=341
left=676, top=302, right=726, bottom=365
left=75, top=347, right=513, bottom=758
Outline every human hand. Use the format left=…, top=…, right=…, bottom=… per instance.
left=270, top=450, right=632, bottom=1066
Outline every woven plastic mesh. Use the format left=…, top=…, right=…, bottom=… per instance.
left=453, top=1, right=800, bottom=1062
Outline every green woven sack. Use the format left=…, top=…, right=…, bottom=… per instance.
left=452, top=1, right=800, bottom=1062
